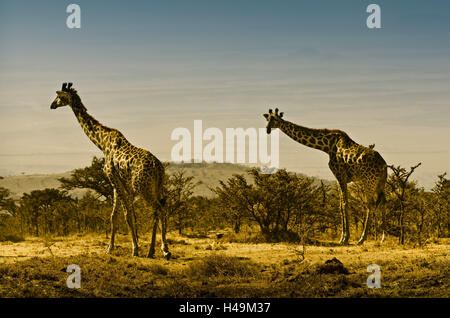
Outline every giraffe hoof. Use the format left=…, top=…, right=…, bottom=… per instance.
left=164, top=252, right=172, bottom=260
left=357, top=240, right=365, bottom=246
left=105, top=245, right=114, bottom=254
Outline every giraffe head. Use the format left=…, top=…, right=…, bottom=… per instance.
left=50, top=83, right=81, bottom=109
left=263, top=108, right=284, bottom=134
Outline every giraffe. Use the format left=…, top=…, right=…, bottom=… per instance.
left=263, top=108, right=387, bottom=245
left=50, top=83, right=171, bottom=258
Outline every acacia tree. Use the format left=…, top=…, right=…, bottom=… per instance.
left=188, top=196, right=222, bottom=233
left=58, top=156, right=117, bottom=235
left=214, top=168, right=323, bottom=242
left=51, top=199, right=78, bottom=236
left=20, top=188, right=73, bottom=236
left=72, top=191, right=109, bottom=234
left=213, top=174, right=252, bottom=233
left=165, top=170, right=200, bottom=235
left=315, top=181, right=341, bottom=238
left=0, top=187, right=17, bottom=239
left=348, top=182, right=369, bottom=236
left=250, top=168, right=320, bottom=240
left=386, top=163, right=421, bottom=244
left=0, top=187, right=15, bottom=216
left=410, top=188, right=431, bottom=246
left=431, top=173, right=449, bottom=238
left=58, top=156, right=113, bottom=203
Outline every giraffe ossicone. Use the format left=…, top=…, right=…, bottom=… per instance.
left=51, top=82, right=171, bottom=259
left=263, top=107, right=387, bottom=245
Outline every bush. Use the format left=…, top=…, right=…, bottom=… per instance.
left=0, top=216, right=24, bottom=242
left=185, top=255, right=261, bottom=279
left=222, top=230, right=266, bottom=244
left=214, top=169, right=326, bottom=243
left=0, top=233, right=24, bottom=243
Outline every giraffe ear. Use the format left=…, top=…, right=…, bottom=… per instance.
left=263, top=114, right=269, bottom=119
left=279, top=112, right=284, bottom=118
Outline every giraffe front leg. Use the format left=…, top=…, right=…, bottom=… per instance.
left=338, top=182, right=350, bottom=245
left=105, top=188, right=119, bottom=254
left=341, top=201, right=350, bottom=245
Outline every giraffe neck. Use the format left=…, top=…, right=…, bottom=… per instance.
left=70, top=95, right=111, bottom=153
left=278, top=120, right=335, bottom=154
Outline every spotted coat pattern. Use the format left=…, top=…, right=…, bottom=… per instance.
left=264, top=108, right=387, bottom=245
left=51, top=83, right=170, bottom=258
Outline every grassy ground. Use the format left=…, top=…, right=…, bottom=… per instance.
left=0, top=233, right=448, bottom=297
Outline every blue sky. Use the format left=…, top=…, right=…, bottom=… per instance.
left=1, top=0, right=449, bottom=188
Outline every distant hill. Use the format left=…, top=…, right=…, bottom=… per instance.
left=0, top=172, right=76, bottom=199
left=166, top=162, right=251, bottom=197
left=0, top=162, right=335, bottom=199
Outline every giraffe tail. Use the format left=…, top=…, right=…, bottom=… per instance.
left=159, top=197, right=166, bottom=207
left=154, top=191, right=167, bottom=209
left=375, top=191, right=386, bottom=208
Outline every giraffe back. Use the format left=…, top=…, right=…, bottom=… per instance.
left=102, top=129, right=165, bottom=200
left=331, top=134, right=387, bottom=186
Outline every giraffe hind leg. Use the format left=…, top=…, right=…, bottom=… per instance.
left=146, top=199, right=171, bottom=259
left=159, top=204, right=171, bottom=260
left=358, top=173, right=386, bottom=245
left=123, top=206, right=139, bottom=256
left=116, top=186, right=139, bottom=257
left=338, top=197, right=346, bottom=244
left=357, top=205, right=371, bottom=245
left=105, top=188, right=119, bottom=254
left=147, top=209, right=158, bottom=258
left=155, top=193, right=171, bottom=259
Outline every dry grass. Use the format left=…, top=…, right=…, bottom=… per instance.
left=0, top=233, right=448, bottom=297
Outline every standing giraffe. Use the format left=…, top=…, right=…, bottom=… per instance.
left=263, top=108, right=387, bottom=245
left=50, top=83, right=171, bottom=258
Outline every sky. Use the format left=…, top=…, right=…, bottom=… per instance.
left=0, top=0, right=449, bottom=189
